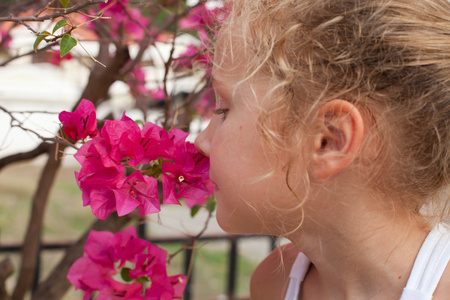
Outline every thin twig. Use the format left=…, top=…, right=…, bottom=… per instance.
left=78, top=40, right=106, bottom=67
left=7, top=110, right=60, bottom=115
left=118, top=1, right=200, bottom=77
left=0, top=106, right=76, bottom=149
left=0, top=0, right=107, bottom=23
left=162, top=0, right=182, bottom=130
left=167, top=210, right=213, bottom=262
left=18, top=20, right=39, bottom=34
left=0, top=41, right=59, bottom=67
left=34, top=0, right=56, bottom=18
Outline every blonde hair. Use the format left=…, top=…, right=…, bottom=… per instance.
left=217, top=0, right=450, bottom=221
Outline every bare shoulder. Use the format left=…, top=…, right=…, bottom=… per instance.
left=250, top=243, right=300, bottom=300
left=434, top=263, right=450, bottom=299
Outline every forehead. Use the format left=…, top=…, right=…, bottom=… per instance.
left=212, top=23, right=246, bottom=84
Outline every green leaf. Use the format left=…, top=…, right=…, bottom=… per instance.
left=60, top=34, right=77, bottom=58
left=205, top=197, right=216, bottom=213
left=190, top=205, right=201, bottom=217
left=136, top=276, right=150, bottom=284
left=149, top=164, right=162, bottom=177
left=120, top=267, right=132, bottom=282
left=33, top=31, right=51, bottom=53
left=59, top=0, right=70, bottom=8
left=52, top=19, right=69, bottom=34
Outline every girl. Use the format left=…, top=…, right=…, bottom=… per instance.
left=195, top=0, right=450, bottom=299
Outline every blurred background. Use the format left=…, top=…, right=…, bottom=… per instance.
left=0, top=0, right=276, bottom=299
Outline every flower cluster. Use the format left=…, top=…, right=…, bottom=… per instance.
left=127, top=66, right=166, bottom=101
left=67, top=226, right=186, bottom=300
left=175, top=3, right=227, bottom=74
left=60, top=99, right=213, bottom=220
left=59, top=99, right=98, bottom=141
left=48, top=49, right=74, bottom=66
left=174, top=44, right=211, bottom=75
left=95, top=0, right=153, bottom=41
left=0, top=27, right=12, bottom=49
left=179, top=3, right=228, bottom=37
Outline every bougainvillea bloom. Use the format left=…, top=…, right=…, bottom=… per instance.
left=70, top=102, right=214, bottom=219
left=0, top=28, right=12, bottom=48
left=59, top=99, right=98, bottom=141
left=96, top=0, right=151, bottom=41
left=162, top=129, right=211, bottom=207
left=179, top=4, right=225, bottom=31
left=149, top=87, right=166, bottom=101
left=67, top=227, right=186, bottom=299
left=48, top=49, right=73, bottom=66
left=127, top=66, right=166, bottom=101
left=174, top=44, right=211, bottom=71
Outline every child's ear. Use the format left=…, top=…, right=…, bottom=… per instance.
left=311, top=99, right=364, bottom=180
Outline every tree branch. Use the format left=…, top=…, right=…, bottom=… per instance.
left=11, top=142, right=64, bottom=300
left=0, top=0, right=107, bottom=23
left=0, top=143, right=51, bottom=171
left=0, top=106, right=75, bottom=149
left=162, top=0, right=181, bottom=130
left=10, top=37, right=130, bottom=300
left=0, top=41, right=58, bottom=67
left=0, top=258, right=13, bottom=300
left=32, top=212, right=137, bottom=300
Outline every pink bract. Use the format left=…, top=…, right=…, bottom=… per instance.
left=48, top=49, right=73, bottom=66
left=98, top=0, right=150, bottom=41
left=59, top=99, right=98, bottom=141
left=71, top=108, right=213, bottom=219
left=127, top=66, right=166, bottom=101
left=67, top=227, right=186, bottom=299
left=113, top=171, right=159, bottom=216
left=161, top=129, right=212, bottom=208
left=0, top=28, right=12, bottom=48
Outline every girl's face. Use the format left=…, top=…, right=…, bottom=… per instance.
left=195, top=32, right=305, bottom=235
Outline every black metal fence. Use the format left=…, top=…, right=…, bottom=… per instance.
left=0, top=226, right=276, bottom=300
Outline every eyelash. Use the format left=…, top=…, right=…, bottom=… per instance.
left=213, top=108, right=229, bottom=120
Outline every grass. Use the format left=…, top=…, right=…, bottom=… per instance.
left=0, top=161, right=261, bottom=299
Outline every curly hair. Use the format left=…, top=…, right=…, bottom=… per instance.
left=216, top=0, right=450, bottom=221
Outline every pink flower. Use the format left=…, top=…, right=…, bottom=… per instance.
left=59, top=99, right=98, bottom=141
left=97, top=0, right=150, bottom=41
left=48, top=49, right=73, bottom=66
left=0, top=28, right=12, bottom=49
left=70, top=107, right=213, bottom=219
left=99, top=0, right=129, bottom=13
left=180, top=4, right=220, bottom=30
left=113, top=171, right=159, bottom=216
left=194, top=88, right=215, bottom=117
left=174, top=44, right=210, bottom=70
left=162, top=129, right=213, bottom=208
left=101, top=114, right=144, bottom=166
left=128, top=66, right=148, bottom=98
left=179, top=5, right=202, bottom=30
left=127, top=66, right=166, bottom=101
left=67, top=227, right=186, bottom=299
left=149, top=87, right=166, bottom=101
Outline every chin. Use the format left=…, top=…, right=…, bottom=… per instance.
left=215, top=208, right=261, bottom=235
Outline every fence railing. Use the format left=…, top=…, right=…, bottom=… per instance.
left=0, top=227, right=276, bottom=300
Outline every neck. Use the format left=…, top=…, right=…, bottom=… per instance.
left=288, top=194, right=431, bottom=299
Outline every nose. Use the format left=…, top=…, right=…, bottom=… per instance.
left=195, top=122, right=212, bottom=157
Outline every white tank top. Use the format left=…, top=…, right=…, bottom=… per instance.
left=284, top=223, right=450, bottom=300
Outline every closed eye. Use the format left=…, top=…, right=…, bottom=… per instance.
left=213, top=108, right=229, bottom=120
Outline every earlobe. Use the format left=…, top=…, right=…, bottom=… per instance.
left=312, top=100, right=365, bottom=180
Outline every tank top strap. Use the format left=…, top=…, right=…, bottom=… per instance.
left=400, top=223, right=450, bottom=300
left=284, top=252, right=310, bottom=300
